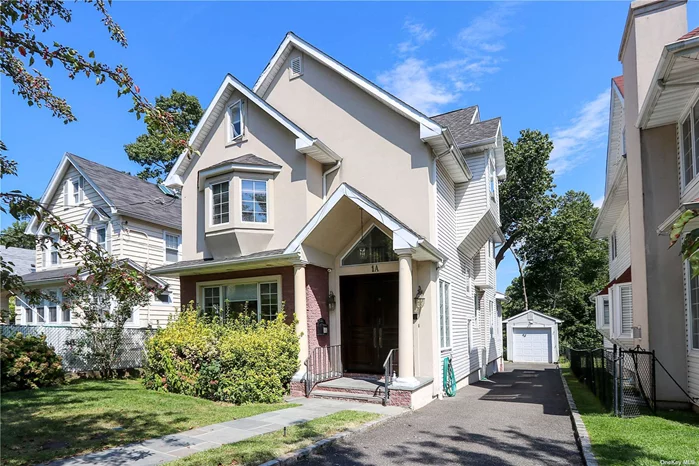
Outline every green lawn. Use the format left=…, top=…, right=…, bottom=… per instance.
left=171, top=410, right=381, bottom=466
left=1, top=379, right=295, bottom=466
left=561, top=363, right=699, bottom=465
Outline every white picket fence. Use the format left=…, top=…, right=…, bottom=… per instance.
left=1, top=325, right=152, bottom=372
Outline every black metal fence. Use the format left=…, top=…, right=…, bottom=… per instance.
left=564, top=346, right=656, bottom=417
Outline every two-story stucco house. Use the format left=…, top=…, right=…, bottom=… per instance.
left=19, top=153, right=182, bottom=328
left=593, top=0, right=698, bottom=410
left=152, top=33, right=505, bottom=408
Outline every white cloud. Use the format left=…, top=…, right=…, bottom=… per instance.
left=549, top=91, right=610, bottom=175
left=377, top=58, right=458, bottom=116
left=593, top=196, right=605, bottom=208
left=378, top=4, right=519, bottom=115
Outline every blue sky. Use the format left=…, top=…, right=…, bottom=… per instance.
left=2, top=1, right=698, bottom=291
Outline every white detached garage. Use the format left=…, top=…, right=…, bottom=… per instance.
left=504, top=310, right=562, bottom=363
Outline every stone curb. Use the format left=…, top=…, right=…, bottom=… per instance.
left=559, top=367, right=599, bottom=466
left=258, top=410, right=411, bottom=466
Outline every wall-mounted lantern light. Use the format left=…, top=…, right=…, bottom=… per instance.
left=414, top=286, right=425, bottom=317
left=316, top=317, right=329, bottom=336
left=328, top=291, right=336, bottom=311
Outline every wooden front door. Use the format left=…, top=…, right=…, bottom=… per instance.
left=340, top=273, right=399, bottom=374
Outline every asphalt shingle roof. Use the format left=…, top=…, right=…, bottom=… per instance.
left=431, top=106, right=479, bottom=130
left=22, top=266, right=80, bottom=284
left=204, top=154, right=282, bottom=171
left=68, top=154, right=181, bottom=230
left=150, top=249, right=288, bottom=274
left=431, top=107, right=501, bottom=147
left=1, top=247, right=35, bottom=276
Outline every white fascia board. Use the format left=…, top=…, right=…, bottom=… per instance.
left=503, top=309, right=563, bottom=324
left=254, top=33, right=443, bottom=136
left=284, top=183, right=421, bottom=255
left=164, top=73, right=318, bottom=188
left=80, top=207, right=110, bottom=225
left=592, top=161, right=628, bottom=238
left=637, top=36, right=699, bottom=129
left=198, top=163, right=282, bottom=190
left=26, top=154, right=115, bottom=234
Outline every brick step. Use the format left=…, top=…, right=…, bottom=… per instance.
left=309, top=389, right=384, bottom=404
left=314, top=385, right=385, bottom=396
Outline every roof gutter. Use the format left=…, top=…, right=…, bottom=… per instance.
left=150, top=252, right=301, bottom=276
left=637, top=35, right=699, bottom=129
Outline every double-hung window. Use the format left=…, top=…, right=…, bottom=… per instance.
left=47, top=290, right=59, bottom=323
left=228, top=100, right=243, bottom=141
left=439, top=280, right=451, bottom=348
left=603, top=297, right=610, bottom=327
left=212, top=182, right=230, bottom=225
left=241, top=180, right=267, bottom=223
left=95, top=225, right=110, bottom=252
left=610, top=232, right=618, bottom=260
left=681, top=100, right=699, bottom=188
left=165, top=233, right=180, bottom=263
left=25, top=307, right=33, bottom=324
left=72, top=176, right=84, bottom=204
left=48, top=234, right=60, bottom=266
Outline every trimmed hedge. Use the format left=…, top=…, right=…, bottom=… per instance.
left=143, top=309, right=299, bottom=404
left=1, top=333, right=65, bottom=392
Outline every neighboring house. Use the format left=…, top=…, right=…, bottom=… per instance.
left=18, top=153, right=182, bottom=328
left=593, top=0, right=697, bottom=409
left=152, top=33, right=505, bottom=408
left=0, top=247, right=35, bottom=322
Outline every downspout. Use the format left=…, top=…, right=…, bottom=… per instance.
left=322, top=160, right=342, bottom=201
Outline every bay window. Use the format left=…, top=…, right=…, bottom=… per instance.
left=212, top=181, right=230, bottom=225
left=241, top=180, right=267, bottom=223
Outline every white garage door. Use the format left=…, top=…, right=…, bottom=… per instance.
left=513, top=328, right=551, bottom=363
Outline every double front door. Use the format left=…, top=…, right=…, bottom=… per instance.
left=340, top=273, right=399, bottom=374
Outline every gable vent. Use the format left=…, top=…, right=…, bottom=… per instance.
left=290, top=56, right=303, bottom=78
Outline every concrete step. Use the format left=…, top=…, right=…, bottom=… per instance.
left=310, top=389, right=384, bottom=404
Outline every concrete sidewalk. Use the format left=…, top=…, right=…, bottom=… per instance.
left=47, top=397, right=406, bottom=466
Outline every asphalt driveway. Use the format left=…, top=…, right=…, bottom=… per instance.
left=297, top=363, right=583, bottom=465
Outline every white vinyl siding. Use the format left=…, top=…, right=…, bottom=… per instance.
left=609, top=203, right=631, bottom=281
left=620, top=284, right=633, bottom=337
left=436, top=161, right=483, bottom=382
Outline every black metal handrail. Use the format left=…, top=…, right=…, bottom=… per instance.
left=305, top=345, right=342, bottom=396
left=383, top=348, right=398, bottom=405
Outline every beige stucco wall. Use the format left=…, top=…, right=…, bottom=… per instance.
left=180, top=88, right=324, bottom=261
left=640, top=124, right=688, bottom=402
left=261, top=49, right=437, bottom=243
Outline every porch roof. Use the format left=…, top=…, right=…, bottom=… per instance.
left=149, top=249, right=300, bottom=277
left=284, top=183, right=447, bottom=264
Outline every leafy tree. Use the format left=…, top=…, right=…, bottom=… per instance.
left=125, top=90, right=203, bottom=182
left=503, top=191, right=608, bottom=349
left=0, top=220, right=35, bottom=249
left=496, top=130, right=557, bottom=268
left=0, top=1, right=196, bottom=319
left=670, top=210, right=699, bottom=277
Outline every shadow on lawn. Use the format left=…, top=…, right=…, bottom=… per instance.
left=1, top=381, right=195, bottom=466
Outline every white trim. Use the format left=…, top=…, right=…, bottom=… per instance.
left=502, top=309, right=563, bottom=324
left=253, top=33, right=442, bottom=135
left=209, top=179, right=231, bottom=228
left=240, top=178, right=269, bottom=225
left=26, top=154, right=116, bottom=234
left=226, top=99, right=245, bottom=143
left=196, top=275, right=282, bottom=321
left=163, top=231, right=181, bottom=264
left=679, top=96, right=699, bottom=191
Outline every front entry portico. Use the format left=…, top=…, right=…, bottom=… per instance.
left=340, top=272, right=399, bottom=374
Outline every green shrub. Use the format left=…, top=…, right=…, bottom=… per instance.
left=1, top=333, right=65, bottom=392
left=143, top=307, right=299, bottom=404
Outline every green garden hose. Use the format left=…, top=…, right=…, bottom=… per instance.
left=443, top=357, right=456, bottom=397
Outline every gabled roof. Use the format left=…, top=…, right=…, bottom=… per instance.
left=251, top=32, right=472, bottom=183
left=284, top=183, right=446, bottom=264
left=1, top=247, right=35, bottom=276
left=164, top=74, right=340, bottom=189
left=197, top=154, right=283, bottom=190
left=503, top=309, right=563, bottom=324
left=26, top=153, right=181, bottom=234
left=431, top=106, right=480, bottom=128
left=449, top=117, right=501, bottom=148
left=612, top=75, right=624, bottom=97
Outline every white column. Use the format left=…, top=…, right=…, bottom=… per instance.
left=294, top=263, right=309, bottom=366
left=397, top=250, right=418, bottom=386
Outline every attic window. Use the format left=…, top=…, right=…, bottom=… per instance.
left=290, top=56, right=303, bottom=79
left=227, top=100, right=244, bottom=141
